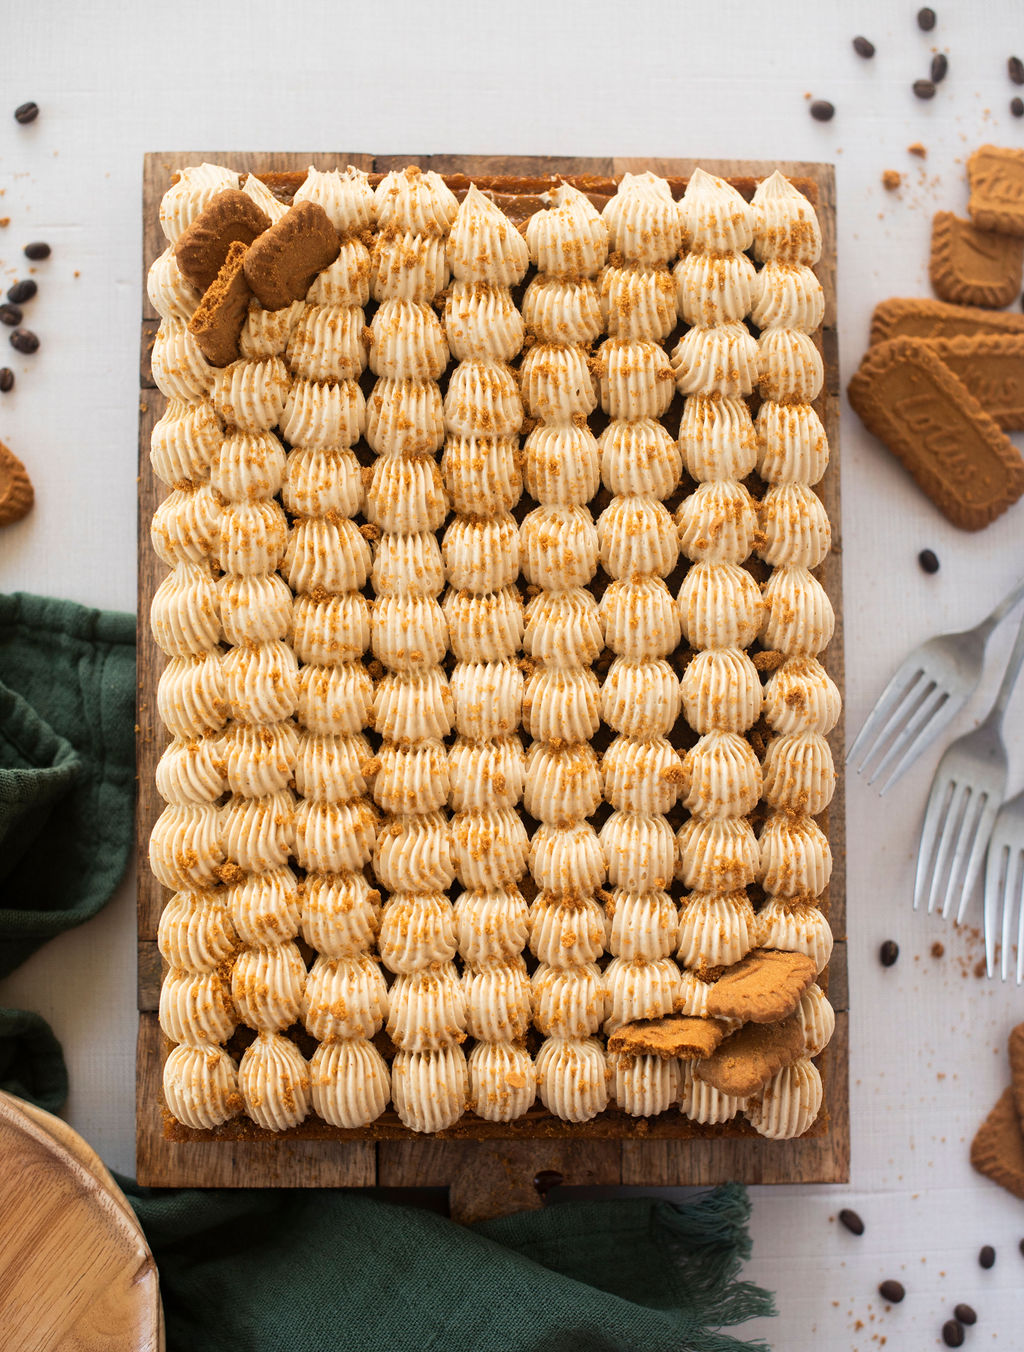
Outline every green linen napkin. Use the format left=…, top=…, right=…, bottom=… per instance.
left=119, top=1179, right=773, bottom=1352
left=0, top=592, right=135, bottom=975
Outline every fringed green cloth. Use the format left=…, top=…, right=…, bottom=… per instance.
left=0, top=592, right=135, bottom=975
left=119, top=1181, right=774, bottom=1352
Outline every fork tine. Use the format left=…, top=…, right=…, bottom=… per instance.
left=873, top=686, right=952, bottom=792
left=915, top=776, right=958, bottom=910
left=985, top=839, right=1007, bottom=979
left=1016, top=861, right=1024, bottom=985
left=847, top=666, right=924, bottom=771
left=999, top=844, right=1018, bottom=981
left=952, top=794, right=997, bottom=924
left=937, top=784, right=977, bottom=919
left=927, top=782, right=969, bottom=916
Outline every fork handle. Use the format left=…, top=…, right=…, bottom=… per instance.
left=981, top=573, right=1024, bottom=634
left=992, top=610, right=1024, bottom=719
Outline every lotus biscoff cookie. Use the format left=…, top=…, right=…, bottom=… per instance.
left=848, top=338, right=1024, bottom=530
left=929, top=211, right=1024, bottom=309
left=174, top=189, right=271, bottom=293
left=925, top=335, right=1024, bottom=431
left=869, top=297, right=1024, bottom=347
left=608, top=1015, right=727, bottom=1061
left=705, top=950, right=817, bottom=1024
left=242, top=200, right=340, bottom=310
left=694, top=1012, right=806, bottom=1098
left=967, top=144, right=1024, bottom=238
left=188, top=240, right=252, bottom=367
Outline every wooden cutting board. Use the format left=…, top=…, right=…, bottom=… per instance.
left=136, top=152, right=847, bottom=1220
left=0, top=1092, right=163, bottom=1352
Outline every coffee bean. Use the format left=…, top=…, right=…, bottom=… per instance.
left=1010, top=56, right=1024, bottom=85
left=839, top=1208, right=865, bottom=1235
left=942, top=1320, right=965, bottom=1348
left=7, top=280, right=37, bottom=305
left=918, top=7, right=937, bottom=30
left=1019, top=1236, right=1024, bottom=1256
left=0, top=305, right=22, bottom=328
left=810, top=100, right=835, bottom=121
left=1013, top=97, right=1024, bottom=117
left=931, top=53, right=949, bottom=82
left=853, top=36, right=876, bottom=58
left=979, top=1244, right=996, bottom=1268
left=954, top=1304, right=977, bottom=1325
left=878, top=1279, right=905, bottom=1303
left=879, top=939, right=900, bottom=967
left=533, top=1169, right=563, bottom=1198
left=0, top=369, right=13, bottom=393
left=9, top=329, right=39, bottom=355
left=23, top=242, right=50, bottom=261
left=914, top=78, right=937, bottom=99
left=918, top=549, right=940, bottom=573
left=13, top=101, right=39, bottom=125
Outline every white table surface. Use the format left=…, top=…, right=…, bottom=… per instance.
left=2, top=0, right=1023, bottom=1345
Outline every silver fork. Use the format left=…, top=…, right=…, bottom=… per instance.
left=914, top=610, right=1024, bottom=923
left=847, top=574, right=1024, bottom=794
left=984, top=786, right=1024, bottom=981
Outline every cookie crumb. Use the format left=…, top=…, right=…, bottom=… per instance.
left=908, top=142, right=928, bottom=158
left=882, top=170, right=902, bottom=191
left=931, top=941, right=945, bottom=958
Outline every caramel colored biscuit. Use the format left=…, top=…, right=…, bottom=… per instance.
left=243, top=201, right=340, bottom=311
left=869, top=297, right=1024, bottom=347
left=847, top=338, right=1024, bottom=530
left=608, top=1015, right=726, bottom=1061
left=705, top=949, right=816, bottom=1025
left=0, top=440, right=33, bottom=527
left=174, top=189, right=271, bottom=293
left=1009, top=1023, right=1024, bottom=1124
left=694, top=1012, right=806, bottom=1098
left=926, top=335, right=1024, bottom=430
left=970, top=1087, right=1024, bottom=1201
left=968, top=144, right=1024, bottom=238
left=929, top=211, right=1024, bottom=309
left=188, top=240, right=251, bottom=367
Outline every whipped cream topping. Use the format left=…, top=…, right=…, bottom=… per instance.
left=678, top=395, right=758, bottom=483
left=605, top=887, right=678, bottom=960
left=600, top=810, right=677, bottom=892
left=463, top=958, right=532, bottom=1042
left=447, top=184, right=530, bottom=286
left=671, top=322, right=759, bottom=399
left=238, top=1032, right=310, bottom=1132
left=680, top=647, right=762, bottom=735
left=677, top=890, right=756, bottom=970
left=756, top=896, right=834, bottom=973
left=523, top=424, right=601, bottom=506
left=454, top=885, right=530, bottom=966
left=163, top=1043, right=241, bottom=1130
left=442, top=434, right=522, bottom=516
left=756, top=401, right=829, bottom=485
left=310, top=1039, right=390, bottom=1129
left=676, top=480, right=758, bottom=565
left=678, top=167, right=755, bottom=255
left=374, top=166, right=459, bottom=237
left=763, top=656, right=841, bottom=736
left=614, top=1053, right=681, bottom=1118
left=450, top=807, right=530, bottom=889
left=757, top=483, right=832, bottom=569
left=599, top=417, right=681, bottom=498
left=600, top=263, right=677, bottom=341
left=674, top=250, right=757, bottom=327
left=301, top=871, right=381, bottom=959
left=525, top=183, right=609, bottom=280
left=759, top=811, right=832, bottom=897
left=468, top=1040, right=537, bottom=1122
left=679, top=729, right=763, bottom=820
left=746, top=1057, right=822, bottom=1139
left=240, top=172, right=289, bottom=224
left=600, top=656, right=681, bottom=738
left=528, top=892, right=606, bottom=967
left=523, top=665, right=600, bottom=744
left=603, top=954, right=680, bottom=1032
left=159, top=163, right=239, bottom=242
left=151, top=398, right=221, bottom=487
left=148, top=248, right=201, bottom=322
left=391, top=1045, right=468, bottom=1134
left=603, top=171, right=681, bottom=266
left=295, top=165, right=375, bottom=237
left=536, top=1036, right=609, bottom=1123
left=521, top=275, right=603, bottom=345
left=751, top=171, right=822, bottom=266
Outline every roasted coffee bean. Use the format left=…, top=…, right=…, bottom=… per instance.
left=0, top=305, right=22, bottom=328
left=918, top=7, right=937, bottom=30
left=9, top=329, right=39, bottom=355
left=914, top=78, right=937, bottom=99
left=810, top=100, right=835, bottom=121
left=1019, top=1236, right=1024, bottom=1256
left=942, top=1320, right=965, bottom=1348
left=23, top=241, right=50, bottom=261
left=954, top=1304, right=977, bottom=1325
left=1010, top=55, right=1024, bottom=85
left=0, top=369, right=13, bottom=394
left=853, top=35, right=876, bottom=58
left=533, top=1169, right=563, bottom=1198
left=13, top=102, right=39, bottom=125
left=839, top=1209, right=865, bottom=1235
left=979, top=1244, right=996, bottom=1268
left=7, top=280, right=37, bottom=305
left=918, top=549, right=940, bottom=573
left=931, top=53, right=949, bottom=82
left=878, top=1279, right=905, bottom=1303
left=1013, top=97, right=1024, bottom=117
left=879, top=939, right=900, bottom=967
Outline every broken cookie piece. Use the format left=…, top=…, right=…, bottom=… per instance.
left=0, top=440, right=34, bottom=527
left=929, top=211, right=1024, bottom=309
left=188, top=240, right=252, bottom=367
left=967, top=144, right=1024, bottom=238
left=970, top=1087, right=1024, bottom=1201
left=607, top=1014, right=727, bottom=1061
left=695, top=1011, right=806, bottom=1098
left=174, top=189, right=271, bottom=293
left=705, top=949, right=816, bottom=1024
left=243, top=200, right=340, bottom=310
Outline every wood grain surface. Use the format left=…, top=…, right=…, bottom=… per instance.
left=137, top=153, right=846, bottom=1210
left=0, top=1091, right=163, bottom=1352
